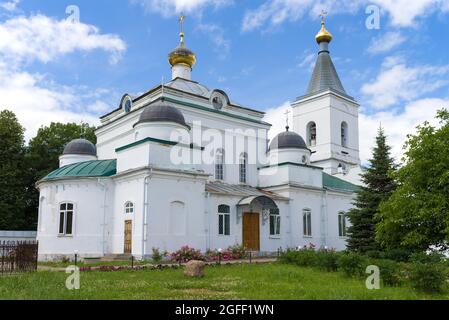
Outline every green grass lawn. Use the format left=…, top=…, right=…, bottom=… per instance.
left=38, top=260, right=154, bottom=268
left=1, top=263, right=448, bottom=300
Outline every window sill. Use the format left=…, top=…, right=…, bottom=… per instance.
left=58, top=234, right=73, bottom=238
left=269, top=236, right=281, bottom=240
left=303, top=236, right=313, bottom=239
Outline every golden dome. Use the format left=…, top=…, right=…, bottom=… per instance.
left=168, top=15, right=196, bottom=69
left=315, top=19, right=333, bottom=44
left=168, top=43, right=196, bottom=68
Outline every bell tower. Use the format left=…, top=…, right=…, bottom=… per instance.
left=292, top=15, right=360, bottom=175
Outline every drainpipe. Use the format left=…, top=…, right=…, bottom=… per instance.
left=141, top=169, right=153, bottom=260
left=320, top=190, right=328, bottom=248
left=98, top=178, right=107, bottom=256
left=205, top=192, right=211, bottom=251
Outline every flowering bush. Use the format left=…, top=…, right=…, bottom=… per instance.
left=205, top=245, right=248, bottom=262
left=168, top=245, right=248, bottom=263
left=170, top=246, right=205, bottom=263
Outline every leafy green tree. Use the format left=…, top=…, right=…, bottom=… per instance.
left=347, top=127, right=397, bottom=253
left=24, top=122, right=97, bottom=230
left=27, top=122, right=96, bottom=179
left=376, top=110, right=449, bottom=252
left=0, top=110, right=27, bottom=230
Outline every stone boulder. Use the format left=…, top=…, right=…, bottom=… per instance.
left=184, top=260, right=206, bottom=278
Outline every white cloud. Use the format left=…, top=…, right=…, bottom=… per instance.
left=0, top=0, right=19, bottom=12
left=367, top=31, right=406, bottom=54
left=132, top=0, right=233, bottom=17
left=0, top=14, right=126, bottom=66
left=360, top=98, right=448, bottom=163
left=0, top=12, right=126, bottom=142
left=242, top=0, right=449, bottom=31
left=297, top=51, right=316, bottom=70
left=0, top=65, right=101, bottom=141
left=371, top=0, right=446, bottom=27
left=263, top=101, right=291, bottom=141
left=362, top=56, right=449, bottom=109
left=197, top=23, right=231, bottom=59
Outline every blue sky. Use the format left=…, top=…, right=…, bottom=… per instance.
left=1, top=0, right=449, bottom=162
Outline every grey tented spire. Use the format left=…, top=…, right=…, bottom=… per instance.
left=306, top=47, right=346, bottom=95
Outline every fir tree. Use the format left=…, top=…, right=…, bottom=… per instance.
left=347, top=126, right=396, bottom=253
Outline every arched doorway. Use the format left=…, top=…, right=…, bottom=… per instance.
left=237, top=196, right=279, bottom=251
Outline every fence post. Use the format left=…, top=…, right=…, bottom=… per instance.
left=1, top=241, right=4, bottom=275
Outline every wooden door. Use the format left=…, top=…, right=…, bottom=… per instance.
left=243, top=213, right=260, bottom=251
left=124, top=220, right=132, bottom=254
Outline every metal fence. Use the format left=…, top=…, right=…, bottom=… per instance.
left=0, top=241, right=38, bottom=274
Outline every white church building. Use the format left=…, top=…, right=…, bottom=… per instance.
left=36, top=18, right=361, bottom=261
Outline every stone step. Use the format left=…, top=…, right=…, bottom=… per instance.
left=102, top=254, right=133, bottom=261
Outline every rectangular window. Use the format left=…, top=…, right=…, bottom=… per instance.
left=303, top=209, right=312, bottom=237
left=59, top=212, right=65, bottom=234
left=59, top=203, right=74, bottom=236
left=218, top=205, right=230, bottom=236
left=66, top=212, right=73, bottom=235
left=239, top=154, right=247, bottom=184
left=270, top=209, right=281, bottom=236
left=339, top=213, right=347, bottom=237
left=215, top=150, right=224, bottom=181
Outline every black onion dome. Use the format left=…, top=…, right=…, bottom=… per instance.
left=269, top=130, right=308, bottom=151
left=63, top=139, right=97, bottom=156
left=170, top=45, right=195, bottom=57
left=135, top=101, right=189, bottom=129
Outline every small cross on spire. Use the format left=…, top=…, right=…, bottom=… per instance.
left=179, top=14, right=185, bottom=44
left=319, top=10, right=328, bottom=23
left=284, top=109, right=291, bottom=131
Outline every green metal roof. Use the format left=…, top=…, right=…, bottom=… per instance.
left=41, top=160, right=117, bottom=182
left=323, top=172, right=360, bottom=193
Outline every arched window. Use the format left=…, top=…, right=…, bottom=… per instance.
left=303, top=209, right=312, bottom=237
left=341, top=122, right=348, bottom=147
left=215, top=149, right=225, bottom=180
left=125, top=202, right=134, bottom=214
left=239, top=153, right=247, bottom=184
left=218, top=205, right=231, bottom=236
left=59, top=202, right=74, bottom=236
left=269, top=208, right=281, bottom=236
left=307, top=122, right=317, bottom=147
left=338, top=212, right=348, bottom=237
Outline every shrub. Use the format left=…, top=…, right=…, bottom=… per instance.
left=374, top=259, right=402, bottom=286
left=151, top=247, right=167, bottom=263
left=205, top=245, right=248, bottom=262
left=365, top=250, right=383, bottom=259
left=408, top=262, right=446, bottom=293
left=410, top=252, right=444, bottom=264
left=382, top=248, right=413, bottom=262
left=170, top=246, right=204, bottom=263
left=292, top=249, right=318, bottom=267
left=315, top=250, right=340, bottom=272
left=279, top=249, right=318, bottom=267
left=337, top=252, right=367, bottom=277
left=228, top=244, right=248, bottom=260
left=278, top=250, right=299, bottom=264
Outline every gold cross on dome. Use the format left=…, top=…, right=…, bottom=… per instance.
left=179, top=14, right=185, bottom=43
left=319, top=10, right=328, bottom=22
